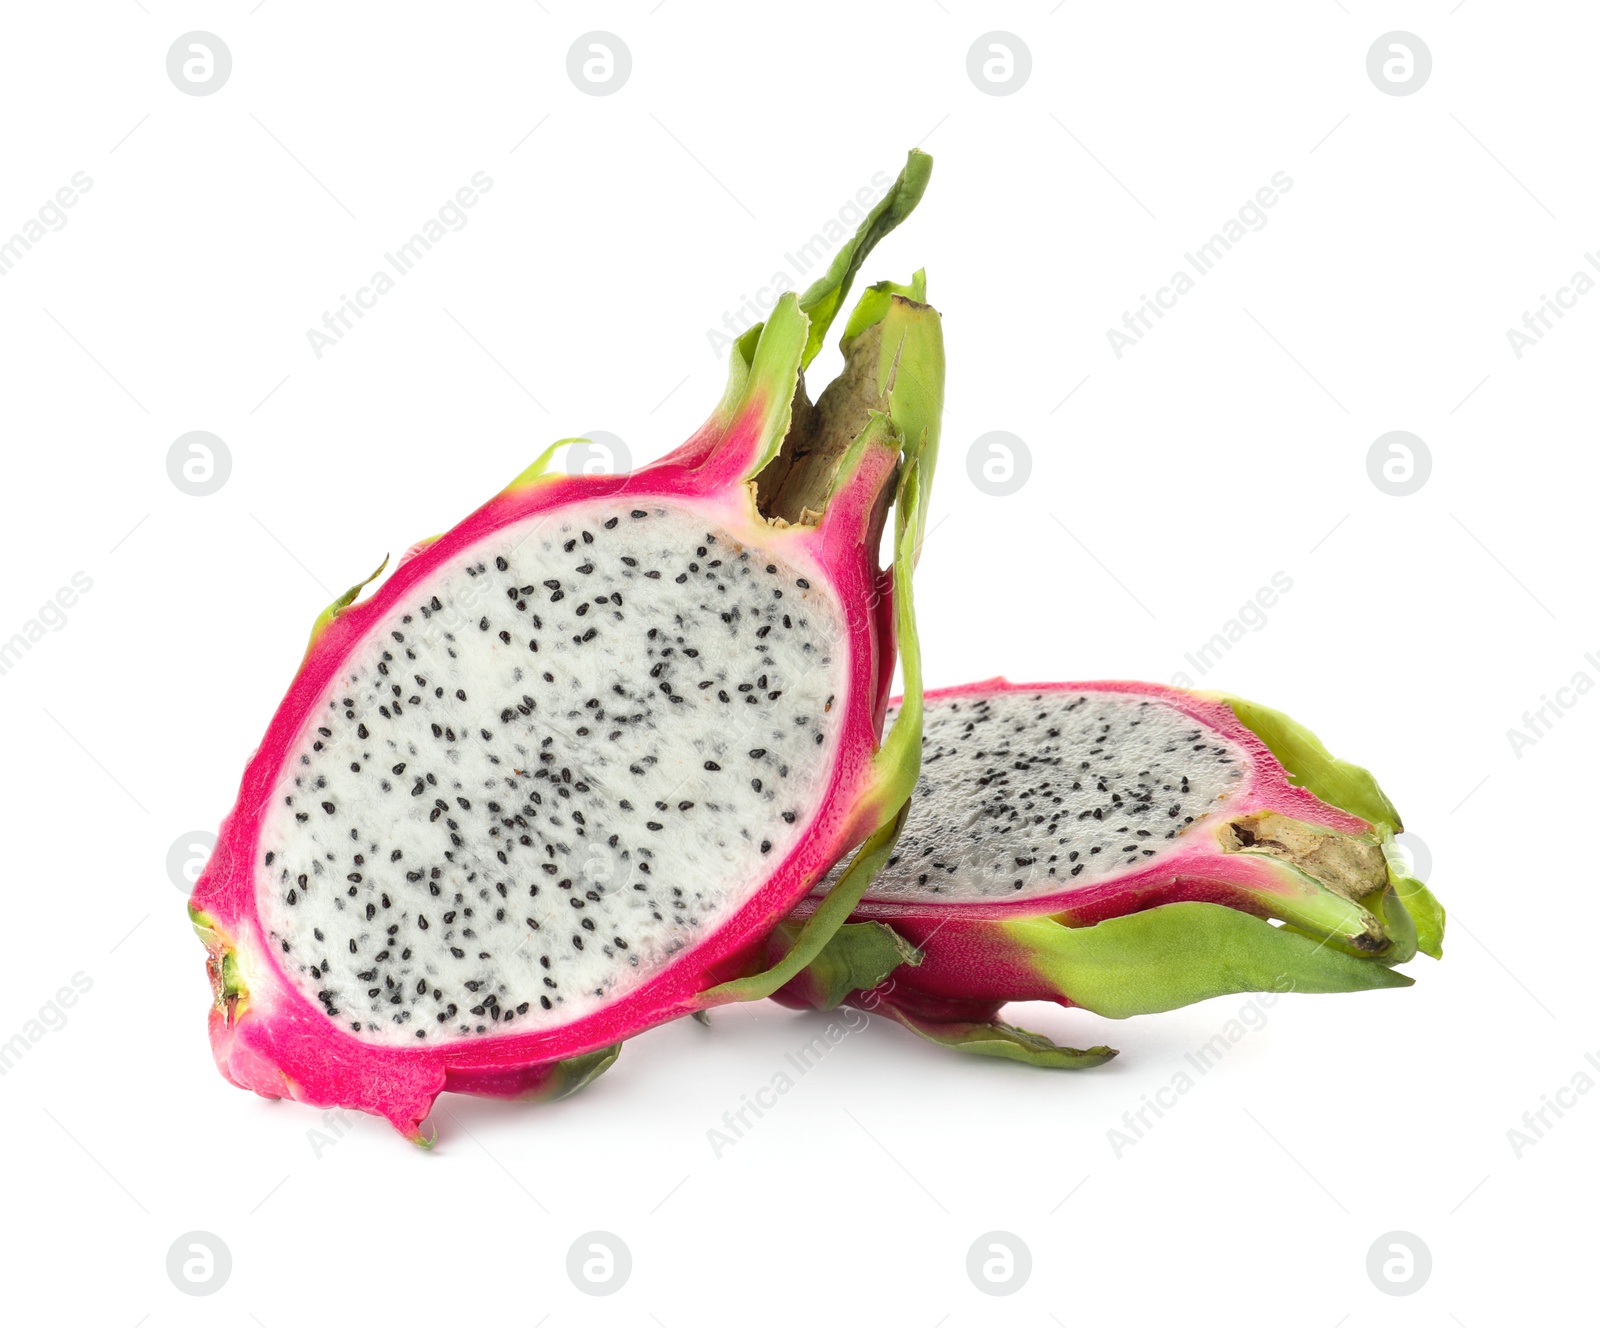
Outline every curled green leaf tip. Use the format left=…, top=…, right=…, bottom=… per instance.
left=1223, top=694, right=1402, bottom=832
left=308, top=555, right=389, bottom=652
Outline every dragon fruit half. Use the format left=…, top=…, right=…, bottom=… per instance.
left=189, top=152, right=945, bottom=1140
left=771, top=679, right=1444, bottom=1066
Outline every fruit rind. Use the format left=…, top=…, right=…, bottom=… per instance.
left=780, top=680, right=1441, bottom=1067
left=189, top=149, right=946, bottom=1139
left=876, top=1004, right=1116, bottom=1070
left=1004, top=902, right=1413, bottom=1020
left=768, top=149, right=933, bottom=371
left=1220, top=693, right=1400, bottom=830
left=697, top=799, right=912, bottom=1006
left=1219, top=692, right=1445, bottom=958
left=306, top=557, right=388, bottom=655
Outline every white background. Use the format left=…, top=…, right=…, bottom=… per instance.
left=0, top=3, right=1591, bottom=1323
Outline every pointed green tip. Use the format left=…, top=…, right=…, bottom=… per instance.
left=797, top=150, right=932, bottom=368
left=1010, top=902, right=1417, bottom=1021
left=504, top=437, right=588, bottom=492
left=789, top=920, right=923, bottom=1010
left=840, top=269, right=929, bottom=350
left=881, top=1003, right=1117, bottom=1070
left=734, top=150, right=934, bottom=370
left=1219, top=691, right=1444, bottom=960
left=1383, top=836, right=1447, bottom=959
left=557, top=1043, right=622, bottom=1100
left=725, top=153, right=941, bottom=495
left=1222, top=694, right=1404, bottom=832
left=307, top=555, right=389, bottom=652
left=697, top=803, right=911, bottom=1007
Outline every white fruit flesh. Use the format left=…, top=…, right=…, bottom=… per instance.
left=257, top=500, right=848, bottom=1045
left=852, top=690, right=1247, bottom=903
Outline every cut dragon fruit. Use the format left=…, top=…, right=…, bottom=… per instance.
left=189, top=152, right=945, bottom=1140
left=771, top=679, right=1444, bottom=1066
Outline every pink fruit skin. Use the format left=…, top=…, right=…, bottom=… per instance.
left=191, top=392, right=903, bottom=1140
left=779, top=678, right=1382, bottom=1012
